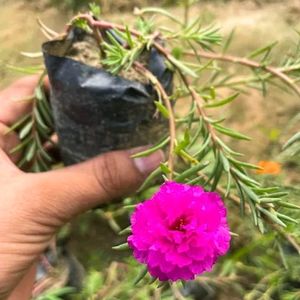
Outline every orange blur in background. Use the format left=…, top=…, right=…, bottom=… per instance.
left=256, top=161, right=282, bottom=175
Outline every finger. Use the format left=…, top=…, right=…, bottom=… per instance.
left=0, top=75, right=39, bottom=125
left=7, top=264, right=36, bottom=300
left=30, top=148, right=164, bottom=223
left=0, top=146, right=20, bottom=174
left=0, top=123, right=21, bottom=163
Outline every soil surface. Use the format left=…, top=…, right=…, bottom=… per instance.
left=66, top=35, right=101, bottom=67
left=65, top=32, right=149, bottom=84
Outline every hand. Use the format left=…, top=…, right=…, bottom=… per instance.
left=0, top=76, right=163, bottom=300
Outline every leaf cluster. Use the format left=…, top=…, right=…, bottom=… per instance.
left=8, top=76, right=56, bottom=172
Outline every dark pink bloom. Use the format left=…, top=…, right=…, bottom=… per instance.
left=128, top=181, right=231, bottom=281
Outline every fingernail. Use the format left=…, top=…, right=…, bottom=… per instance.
left=129, top=147, right=164, bottom=175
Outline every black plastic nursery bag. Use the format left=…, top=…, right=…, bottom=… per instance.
left=42, top=29, right=173, bottom=165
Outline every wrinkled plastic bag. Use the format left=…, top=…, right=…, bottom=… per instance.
left=43, top=29, right=173, bottom=165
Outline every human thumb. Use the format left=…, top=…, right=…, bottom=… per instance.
left=28, top=148, right=164, bottom=223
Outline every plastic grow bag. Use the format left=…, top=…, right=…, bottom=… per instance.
left=42, top=29, right=173, bottom=165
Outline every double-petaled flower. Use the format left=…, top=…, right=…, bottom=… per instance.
left=128, top=181, right=231, bottom=281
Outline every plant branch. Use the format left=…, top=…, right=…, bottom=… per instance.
left=134, top=62, right=176, bottom=178
left=274, top=225, right=300, bottom=255
left=178, top=72, right=218, bottom=144
left=183, top=50, right=300, bottom=96
left=215, top=177, right=300, bottom=255
left=70, top=13, right=300, bottom=98
left=69, top=14, right=141, bottom=37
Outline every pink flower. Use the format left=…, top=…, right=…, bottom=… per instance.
left=128, top=181, right=231, bottom=281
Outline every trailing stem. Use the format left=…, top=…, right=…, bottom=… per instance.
left=134, top=62, right=176, bottom=179
left=183, top=50, right=300, bottom=96
left=70, top=13, right=300, bottom=97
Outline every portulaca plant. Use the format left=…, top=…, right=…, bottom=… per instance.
left=9, top=2, right=300, bottom=299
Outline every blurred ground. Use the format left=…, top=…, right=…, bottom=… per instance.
left=2, top=0, right=300, bottom=86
